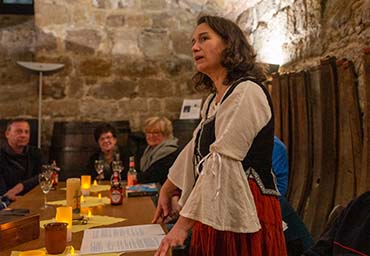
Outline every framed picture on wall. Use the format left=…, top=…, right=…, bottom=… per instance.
left=179, top=99, right=202, bottom=120
left=0, top=0, right=34, bottom=15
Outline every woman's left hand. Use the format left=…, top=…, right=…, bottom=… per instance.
left=163, top=195, right=181, bottom=224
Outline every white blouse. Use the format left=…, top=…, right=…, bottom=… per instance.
left=168, top=80, right=272, bottom=233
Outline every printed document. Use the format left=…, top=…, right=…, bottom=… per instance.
left=80, top=224, right=165, bottom=255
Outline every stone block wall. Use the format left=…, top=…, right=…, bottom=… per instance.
left=239, top=0, right=370, bottom=110
left=0, top=0, right=369, bottom=151
left=0, top=1, right=211, bottom=149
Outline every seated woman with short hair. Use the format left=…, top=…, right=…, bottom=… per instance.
left=87, top=123, right=128, bottom=181
left=138, top=116, right=179, bottom=185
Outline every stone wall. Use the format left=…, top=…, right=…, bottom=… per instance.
left=0, top=15, right=37, bottom=117
left=0, top=0, right=369, bottom=150
left=240, top=0, right=370, bottom=109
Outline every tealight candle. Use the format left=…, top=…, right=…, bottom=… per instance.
left=87, top=210, right=92, bottom=218
left=80, top=175, right=91, bottom=196
left=93, top=180, right=98, bottom=186
left=70, top=246, right=75, bottom=256
left=55, top=206, right=72, bottom=242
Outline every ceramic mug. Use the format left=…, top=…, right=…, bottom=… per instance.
left=44, top=222, right=67, bottom=254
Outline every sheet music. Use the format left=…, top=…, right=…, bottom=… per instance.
left=80, top=224, right=165, bottom=255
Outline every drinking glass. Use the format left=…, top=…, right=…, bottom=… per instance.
left=94, top=160, right=104, bottom=184
left=112, top=160, right=123, bottom=173
left=39, top=167, right=53, bottom=209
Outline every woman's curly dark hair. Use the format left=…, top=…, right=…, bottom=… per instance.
left=94, top=123, right=117, bottom=143
left=192, top=15, right=266, bottom=91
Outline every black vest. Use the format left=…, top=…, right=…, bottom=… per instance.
left=193, top=78, right=279, bottom=195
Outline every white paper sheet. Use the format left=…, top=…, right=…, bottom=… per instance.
left=80, top=224, right=165, bottom=255
left=179, top=99, right=202, bottom=119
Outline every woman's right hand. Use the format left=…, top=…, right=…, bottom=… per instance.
left=154, top=216, right=195, bottom=256
left=152, top=179, right=177, bottom=224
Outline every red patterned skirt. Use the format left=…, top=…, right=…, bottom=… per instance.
left=190, top=179, right=287, bottom=256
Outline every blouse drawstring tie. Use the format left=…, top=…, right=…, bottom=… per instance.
left=196, top=152, right=222, bottom=200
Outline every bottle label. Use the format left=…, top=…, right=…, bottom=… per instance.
left=51, top=172, right=58, bottom=189
left=73, top=191, right=81, bottom=214
left=127, top=174, right=137, bottom=186
left=111, top=190, right=122, bottom=204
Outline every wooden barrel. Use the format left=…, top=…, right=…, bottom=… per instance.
left=127, top=132, right=147, bottom=171
left=49, top=121, right=130, bottom=180
left=0, top=119, right=38, bottom=147
left=286, top=71, right=312, bottom=216
left=360, top=48, right=370, bottom=195
left=302, top=57, right=338, bottom=240
left=335, top=59, right=362, bottom=205
left=271, top=73, right=282, bottom=139
left=172, top=119, right=200, bottom=151
left=279, top=74, right=291, bottom=160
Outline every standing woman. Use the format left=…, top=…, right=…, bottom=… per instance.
left=153, top=15, right=287, bottom=256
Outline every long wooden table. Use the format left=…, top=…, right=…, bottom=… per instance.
left=1, top=182, right=166, bottom=256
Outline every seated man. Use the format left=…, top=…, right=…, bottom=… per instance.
left=138, top=116, right=179, bottom=185
left=0, top=118, right=45, bottom=203
left=273, top=136, right=314, bottom=255
left=303, top=191, right=370, bottom=256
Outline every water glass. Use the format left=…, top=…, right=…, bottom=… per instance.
left=39, top=167, right=52, bottom=209
left=94, top=160, right=104, bottom=183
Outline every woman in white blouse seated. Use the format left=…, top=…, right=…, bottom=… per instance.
left=152, top=15, right=286, bottom=256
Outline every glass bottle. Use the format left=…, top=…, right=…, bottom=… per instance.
left=110, top=171, right=123, bottom=205
left=127, top=156, right=138, bottom=186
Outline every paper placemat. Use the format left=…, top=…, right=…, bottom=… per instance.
left=40, top=214, right=127, bottom=233
left=11, top=246, right=122, bottom=256
left=90, top=184, right=111, bottom=193
left=59, top=184, right=110, bottom=193
left=48, top=196, right=110, bottom=207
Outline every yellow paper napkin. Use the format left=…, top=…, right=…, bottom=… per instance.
left=40, top=215, right=127, bottom=233
left=12, top=246, right=123, bottom=256
left=90, top=184, right=111, bottom=193
left=60, top=184, right=110, bottom=193
left=47, top=196, right=110, bottom=207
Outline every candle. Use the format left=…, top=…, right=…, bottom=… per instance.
left=80, top=195, right=85, bottom=203
left=70, top=246, right=75, bottom=256
left=98, top=193, right=101, bottom=200
left=93, top=179, right=98, bottom=186
left=87, top=210, right=92, bottom=218
left=66, top=178, right=81, bottom=218
left=80, top=175, right=91, bottom=196
left=55, top=206, right=72, bottom=242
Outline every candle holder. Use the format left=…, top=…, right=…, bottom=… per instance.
left=55, top=206, right=72, bottom=242
left=80, top=175, right=91, bottom=196
left=66, top=178, right=81, bottom=219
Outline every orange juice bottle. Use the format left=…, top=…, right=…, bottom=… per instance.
left=127, top=156, right=137, bottom=186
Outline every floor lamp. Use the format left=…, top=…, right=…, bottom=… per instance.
left=17, top=61, right=64, bottom=148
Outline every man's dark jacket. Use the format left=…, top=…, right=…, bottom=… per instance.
left=0, top=142, right=44, bottom=196
left=304, top=190, right=370, bottom=255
